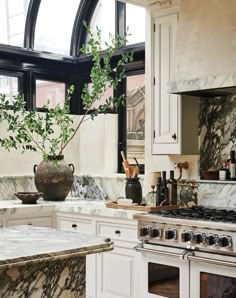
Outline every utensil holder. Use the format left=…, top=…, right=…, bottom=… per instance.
left=125, top=178, right=142, bottom=205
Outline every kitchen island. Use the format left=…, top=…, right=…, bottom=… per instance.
left=0, top=225, right=113, bottom=298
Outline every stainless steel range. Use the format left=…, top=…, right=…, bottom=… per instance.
left=134, top=206, right=236, bottom=298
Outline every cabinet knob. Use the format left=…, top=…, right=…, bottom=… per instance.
left=115, top=230, right=121, bottom=235
left=72, top=224, right=77, bottom=229
left=104, top=238, right=111, bottom=243
left=172, top=133, right=177, bottom=140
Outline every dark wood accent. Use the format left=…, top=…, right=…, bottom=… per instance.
left=149, top=276, right=179, bottom=298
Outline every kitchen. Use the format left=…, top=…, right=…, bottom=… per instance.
left=1, top=0, right=236, bottom=297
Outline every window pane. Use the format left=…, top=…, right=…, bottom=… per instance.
left=126, top=74, right=145, bottom=165
left=89, top=0, right=115, bottom=50
left=34, top=0, right=81, bottom=55
left=36, top=80, right=65, bottom=109
left=126, top=3, right=145, bottom=45
left=0, top=75, right=19, bottom=104
left=0, top=0, right=30, bottom=47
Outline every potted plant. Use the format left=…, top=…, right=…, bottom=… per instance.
left=0, top=25, right=133, bottom=201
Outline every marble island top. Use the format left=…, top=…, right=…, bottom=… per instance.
left=0, top=225, right=113, bottom=268
left=0, top=198, right=143, bottom=219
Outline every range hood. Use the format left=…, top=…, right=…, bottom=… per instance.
left=169, top=0, right=236, bottom=97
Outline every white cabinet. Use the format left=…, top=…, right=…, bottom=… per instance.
left=56, top=214, right=140, bottom=298
left=6, top=216, right=53, bottom=228
left=97, top=247, right=140, bottom=298
left=96, top=220, right=140, bottom=298
left=152, top=9, right=199, bottom=154
left=56, top=214, right=95, bottom=298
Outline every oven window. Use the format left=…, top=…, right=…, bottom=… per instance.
left=148, top=262, right=179, bottom=298
left=200, top=272, right=236, bottom=298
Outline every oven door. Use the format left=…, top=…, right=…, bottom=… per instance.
left=135, top=243, right=189, bottom=298
left=188, top=250, right=236, bottom=298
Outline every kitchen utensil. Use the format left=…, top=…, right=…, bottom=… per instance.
left=121, top=151, right=129, bottom=169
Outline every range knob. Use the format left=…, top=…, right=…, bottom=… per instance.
left=219, top=236, right=232, bottom=248
left=181, top=231, right=191, bottom=242
left=193, top=233, right=202, bottom=244
left=140, top=227, right=149, bottom=237
left=206, top=234, right=215, bottom=246
left=150, top=228, right=162, bottom=238
left=165, top=229, right=177, bottom=240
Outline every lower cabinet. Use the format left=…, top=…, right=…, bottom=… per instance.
left=96, top=246, right=140, bottom=298
left=56, top=214, right=96, bottom=298
left=6, top=216, right=53, bottom=228
left=56, top=213, right=140, bottom=298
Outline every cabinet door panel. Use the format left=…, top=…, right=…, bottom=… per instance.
left=154, top=13, right=178, bottom=145
left=152, top=12, right=185, bottom=155
left=6, top=217, right=52, bottom=228
left=57, top=217, right=92, bottom=234
left=97, top=247, right=139, bottom=298
left=97, top=221, right=137, bottom=243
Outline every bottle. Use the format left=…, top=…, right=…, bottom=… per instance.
left=161, top=171, right=169, bottom=205
left=168, top=170, right=178, bottom=205
left=156, top=177, right=162, bottom=205
left=219, top=161, right=229, bottom=181
left=230, top=150, right=236, bottom=181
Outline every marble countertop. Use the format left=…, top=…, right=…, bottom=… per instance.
left=0, top=198, right=144, bottom=219
left=0, top=225, right=113, bottom=268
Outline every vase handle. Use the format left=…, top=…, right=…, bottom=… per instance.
left=69, top=164, right=74, bottom=174
left=33, top=164, right=38, bottom=174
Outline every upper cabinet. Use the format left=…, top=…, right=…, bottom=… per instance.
left=150, top=6, right=199, bottom=155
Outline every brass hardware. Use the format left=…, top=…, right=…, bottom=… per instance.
left=175, top=162, right=189, bottom=180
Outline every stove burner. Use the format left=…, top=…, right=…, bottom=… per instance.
left=150, top=207, right=236, bottom=223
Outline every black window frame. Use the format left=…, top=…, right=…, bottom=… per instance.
left=0, top=0, right=145, bottom=174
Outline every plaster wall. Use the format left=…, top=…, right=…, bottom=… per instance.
left=0, top=114, right=118, bottom=176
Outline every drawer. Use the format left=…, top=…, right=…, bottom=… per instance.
left=57, top=217, right=93, bottom=234
left=6, top=216, right=53, bottom=228
left=96, top=221, right=138, bottom=244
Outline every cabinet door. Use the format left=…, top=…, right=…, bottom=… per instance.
left=57, top=216, right=93, bottom=234
left=97, top=246, right=140, bottom=298
left=56, top=216, right=95, bottom=298
left=6, top=216, right=53, bottom=228
left=153, top=13, right=180, bottom=154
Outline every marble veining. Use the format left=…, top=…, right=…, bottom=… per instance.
left=198, top=182, right=236, bottom=208
left=0, top=225, right=112, bottom=266
left=0, top=255, right=85, bottom=298
left=169, top=72, right=236, bottom=94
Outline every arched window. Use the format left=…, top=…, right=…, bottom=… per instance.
left=34, top=0, right=81, bottom=55
left=0, top=0, right=30, bottom=47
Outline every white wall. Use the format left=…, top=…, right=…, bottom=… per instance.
left=0, top=114, right=118, bottom=176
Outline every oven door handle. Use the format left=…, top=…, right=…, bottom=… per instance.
left=134, top=244, right=187, bottom=259
left=187, top=253, right=236, bottom=268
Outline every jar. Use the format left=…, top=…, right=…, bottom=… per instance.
left=125, top=178, right=142, bottom=205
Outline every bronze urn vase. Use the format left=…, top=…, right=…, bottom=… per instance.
left=33, top=155, right=74, bottom=201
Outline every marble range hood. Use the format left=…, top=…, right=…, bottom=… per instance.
left=169, top=0, right=236, bottom=97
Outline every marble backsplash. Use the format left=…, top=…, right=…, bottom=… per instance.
left=1, top=175, right=236, bottom=208
left=0, top=175, right=132, bottom=201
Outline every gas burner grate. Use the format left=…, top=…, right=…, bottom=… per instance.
left=149, top=207, right=236, bottom=223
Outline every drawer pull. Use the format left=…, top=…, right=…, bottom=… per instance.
left=72, top=224, right=77, bottom=229
left=115, top=230, right=121, bottom=235
left=104, top=238, right=111, bottom=243
left=28, top=223, right=32, bottom=225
